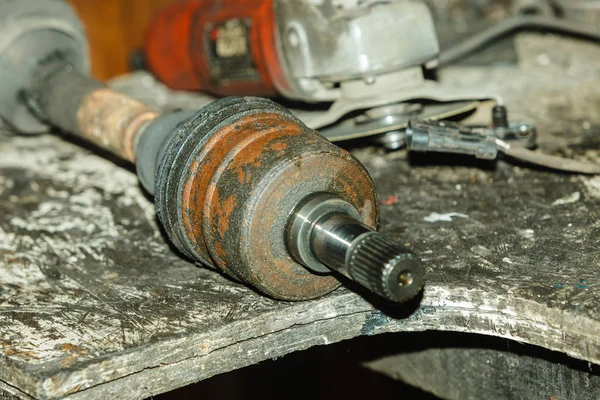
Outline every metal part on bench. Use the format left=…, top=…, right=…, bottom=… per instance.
left=288, top=193, right=424, bottom=302
left=2, top=0, right=425, bottom=302
left=24, top=63, right=421, bottom=301
left=153, top=97, right=385, bottom=300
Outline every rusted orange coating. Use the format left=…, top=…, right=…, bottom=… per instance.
left=243, top=150, right=378, bottom=299
left=178, top=109, right=378, bottom=300
left=77, top=89, right=158, bottom=162
left=180, top=112, right=297, bottom=277
left=202, top=123, right=303, bottom=244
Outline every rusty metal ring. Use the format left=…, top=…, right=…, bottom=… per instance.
left=155, top=97, right=287, bottom=264
left=155, top=97, right=379, bottom=300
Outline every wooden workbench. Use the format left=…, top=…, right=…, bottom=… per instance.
left=0, top=34, right=599, bottom=399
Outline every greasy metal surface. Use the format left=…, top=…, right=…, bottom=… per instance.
left=0, top=33, right=597, bottom=399
left=288, top=194, right=424, bottom=303
left=154, top=97, right=377, bottom=300
left=77, top=89, right=158, bottom=163
left=288, top=193, right=363, bottom=273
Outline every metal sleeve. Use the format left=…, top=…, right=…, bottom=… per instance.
left=27, top=63, right=158, bottom=162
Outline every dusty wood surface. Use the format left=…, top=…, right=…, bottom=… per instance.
left=0, top=34, right=599, bottom=399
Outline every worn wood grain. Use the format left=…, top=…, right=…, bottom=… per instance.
left=0, top=33, right=599, bottom=399
left=367, top=342, right=600, bottom=400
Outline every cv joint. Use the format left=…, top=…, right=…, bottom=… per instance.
left=154, top=97, right=379, bottom=301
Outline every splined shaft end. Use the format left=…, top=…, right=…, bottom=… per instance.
left=347, top=232, right=423, bottom=302
left=288, top=193, right=424, bottom=303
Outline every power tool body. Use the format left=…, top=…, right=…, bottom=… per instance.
left=145, top=0, right=494, bottom=142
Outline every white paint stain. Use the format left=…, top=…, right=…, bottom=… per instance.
left=424, top=212, right=469, bottom=223
left=583, top=176, right=600, bottom=199
left=0, top=135, right=158, bottom=230
left=518, top=229, right=535, bottom=239
left=552, top=191, right=580, bottom=206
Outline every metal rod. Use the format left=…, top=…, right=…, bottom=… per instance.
left=288, top=193, right=424, bottom=302
left=25, top=62, right=158, bottom=162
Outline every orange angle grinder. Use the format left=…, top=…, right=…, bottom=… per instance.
left=143, top=0, right=497, bottom=144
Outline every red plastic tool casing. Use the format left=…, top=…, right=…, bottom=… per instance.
left=145, top=0, right=287, bottom=97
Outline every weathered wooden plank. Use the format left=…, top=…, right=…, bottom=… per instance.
left=0, top=380, right=31, bottom=400
left=0, top=33, right=599, bottom=399
left=367, top=344, right=600, bottom=400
